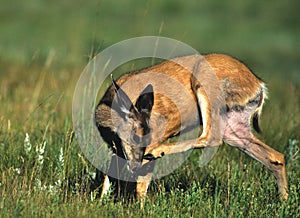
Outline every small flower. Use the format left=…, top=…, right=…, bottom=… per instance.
left=48, top=185, right=55, bottom=193
left=24, top=133, right=32, bottom=155
left=36, top=141, right=46, bottom=166
left=34, top=178, right=42, bottom=189
left=55, top=179, right=62, bottom=187
left=56, top=146, right=65, bottom=183
left=89, top=171, right=96, bottom=180
left=58, top=147, right=64, bottom=168
left=13, top=168, right=21, bottom=175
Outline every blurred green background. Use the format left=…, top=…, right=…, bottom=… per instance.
left=1, top=0, right=299, bottom=81
left=1, top=0, right=299, bottom=126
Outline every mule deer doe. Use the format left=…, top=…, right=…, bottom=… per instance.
left=95, top=54, right=288, bottom=200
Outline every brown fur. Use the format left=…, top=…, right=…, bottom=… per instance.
left=95, top=54, right=288, bottom=201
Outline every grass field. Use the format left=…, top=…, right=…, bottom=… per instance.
left=0, top=0, right=299, bottom=217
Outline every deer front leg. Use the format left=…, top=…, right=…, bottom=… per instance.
left=136, top=172, right=152, bottom=200
left=100, top=175, right=111, bottom=198
left=136, top=159, right=154, bottom=208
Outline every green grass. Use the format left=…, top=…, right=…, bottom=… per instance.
left=0, top=0, right=300, bottom=217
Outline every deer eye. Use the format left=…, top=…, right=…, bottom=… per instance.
left=132, top=133, right=140, bottom=144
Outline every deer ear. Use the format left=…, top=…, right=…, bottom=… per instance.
left=135, top=84, right=154, bottom=116
left=111, top=75, right=133, bottom=115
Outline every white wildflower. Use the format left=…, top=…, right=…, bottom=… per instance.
left=58, top=147, right=64, bottom=168
left=13, top=168, right=21, bottom=175
left=24, top=133, right=32, bottom=155
left=48, top=184, right=55, bottom=194
left=89, top=171, right=96, bottom=180
left=36, top=141, right=46, bottom=166
left=55, top=179, right=62, bottom=187
left=34, top=178, right=42, bottom=189
left=56, top=146, right=65, bottom=187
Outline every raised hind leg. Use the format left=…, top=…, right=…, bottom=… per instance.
left=222, top=108, right=288, bottom=199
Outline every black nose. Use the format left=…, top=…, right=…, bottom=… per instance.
left=143, top=153, right=156, bottom=160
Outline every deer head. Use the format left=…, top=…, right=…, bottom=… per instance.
left=111, top=76, right=154, bottom=172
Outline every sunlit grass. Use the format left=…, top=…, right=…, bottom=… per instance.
left=0, top=55, right=299, bottom=217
